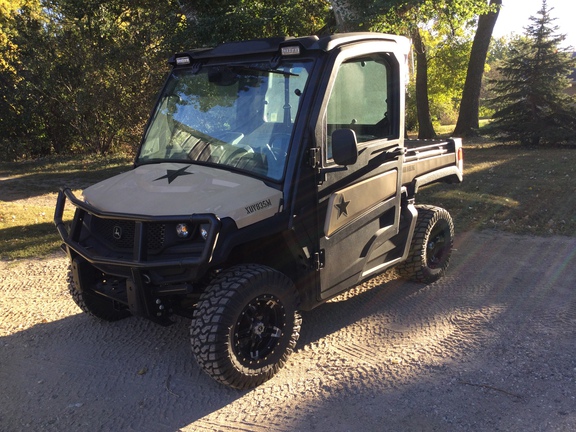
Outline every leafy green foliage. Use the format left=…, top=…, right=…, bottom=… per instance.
left=364, top=0, right=490, bottom=136
left=1, top=0, right=194, bottom=160
left=422, top=23, right=473, bottom=125
left=0, top=0, right=330, bottom=161
left=1, top=0, right=547, bottom=158
left=182, top=0, right=331, bottom=46
left=487, top=0, right=576, bottom=145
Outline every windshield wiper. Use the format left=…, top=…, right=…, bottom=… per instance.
left=233, top=65, right=299, bottom=77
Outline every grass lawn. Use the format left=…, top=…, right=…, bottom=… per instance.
left=419, top=139, right=576, bottom=236
left=1, top=141, right=575, bottom=261
left=0, top=155, right=132, bottom=260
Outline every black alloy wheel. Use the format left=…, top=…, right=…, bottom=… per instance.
left=190, top=264, right=301, bottom=389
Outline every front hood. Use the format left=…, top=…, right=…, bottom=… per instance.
left=82, top=163, right=282, bottom=229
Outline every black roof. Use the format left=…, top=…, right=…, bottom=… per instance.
left=169, top=33, right=406, bottom=65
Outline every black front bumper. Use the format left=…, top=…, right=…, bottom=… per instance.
left=54, top=188, right=221, bottom=322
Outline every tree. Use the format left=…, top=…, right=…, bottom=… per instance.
left=487, top=0, right=576, bottom=145
left=453, top=0, right=501, bottom=137
left=178, top=0, right=331, bottom=46
left=0, top=1, right=45, bottom=159
left=412, top=27, right=436, bottom=138
left=328, top=0, right=490, bottom=138
left=395, top=1, right=492, bottom=138
left=425, top=28, right=473, bottom=125
left=1, top=0, right=194, bottom=159
left=0, top=0, right=331, bottom=160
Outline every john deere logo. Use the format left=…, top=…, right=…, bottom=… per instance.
left=112, top=226, right=123, bottom=240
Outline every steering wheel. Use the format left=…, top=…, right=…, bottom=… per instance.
left=224, top=145, right=254, bottom=165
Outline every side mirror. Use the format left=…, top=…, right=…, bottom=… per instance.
left=332, top=128, right=358, bottom=166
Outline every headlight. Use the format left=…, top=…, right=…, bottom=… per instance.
left=176, top=223, right=191, bottom=238
left=200, top=224, right=210, bottom=241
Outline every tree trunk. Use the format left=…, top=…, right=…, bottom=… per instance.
left=330, top=0, right=360, bottom=32
left=412, top=27, right=436, bottom=139
left=453, top=0, right=502, bottom=137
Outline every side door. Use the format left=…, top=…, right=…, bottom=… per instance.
left=316, top=44, right=406, bottom=300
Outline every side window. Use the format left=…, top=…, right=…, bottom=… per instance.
left=326, top=55, right=392, bottom=158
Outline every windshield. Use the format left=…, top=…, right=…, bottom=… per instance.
left=137, top=61, right=312, bottom=181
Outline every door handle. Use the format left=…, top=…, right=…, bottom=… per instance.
left=385, top=146, right=406, bottom=158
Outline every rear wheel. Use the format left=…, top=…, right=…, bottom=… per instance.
left=396, top=205, right=454, bottom=283
left=190, top=264, right=301, bottom=389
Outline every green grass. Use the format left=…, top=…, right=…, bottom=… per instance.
left=0, top=154, right=133, bottom=260
left=1, top=143, right=575, bottom=261
left=1, top=215, right=69, bottom=259
left=0, top=154, right=134, bottom=196
left=419, top=140, right=576, bottom=236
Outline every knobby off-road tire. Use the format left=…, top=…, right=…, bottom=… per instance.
left=396, top=205, right=454, bottom=284
left=190, top=264, right=301, bottom=389
left=67, top=267, right=131, bottom=321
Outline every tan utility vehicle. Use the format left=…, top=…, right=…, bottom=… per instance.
left=55, top=33, right=463, bottom=389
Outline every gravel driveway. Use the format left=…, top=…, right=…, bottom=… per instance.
left=1, top=230, right=575, bottom=431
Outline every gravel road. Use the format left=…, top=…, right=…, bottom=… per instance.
left=1, top=230, right=576, bottom=431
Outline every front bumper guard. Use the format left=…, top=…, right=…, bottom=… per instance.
left=54, top=187, right=221, bottom=270
left=54, top=188, right=221, bottom=323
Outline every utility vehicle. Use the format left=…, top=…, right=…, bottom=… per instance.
left=55, top=32, right=463, bottom=389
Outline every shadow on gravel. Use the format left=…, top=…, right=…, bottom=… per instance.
left=1, top=279, right=432, bottom=431
left=288, top=232, right=576, bottom=432
left=1, top=232, right=575, bottom=431
left=0, top=280, right=427, bottom=431
left=0, top=314, right=246, bottom=431
left=297, top=278, right=424, bottom=349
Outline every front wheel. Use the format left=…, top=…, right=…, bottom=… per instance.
left=67, top=267, right=131, bottom=321
left=396, top=205, right=454, bottom=284
left=190, top=264, right=301, bottom=389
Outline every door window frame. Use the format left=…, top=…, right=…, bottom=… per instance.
left=317, top=44, right=403, bottom=168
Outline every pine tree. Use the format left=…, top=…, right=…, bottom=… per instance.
left=487, top=0, right=576, bottom=146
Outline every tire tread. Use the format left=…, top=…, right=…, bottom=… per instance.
left=396, top=205, right=454, bottom=283
left=190, top=264, right=301, bottom=389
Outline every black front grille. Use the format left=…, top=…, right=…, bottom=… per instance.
left=92, top=217, right=166, bottom=251
left=147, top=223, right=166, bottom=250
